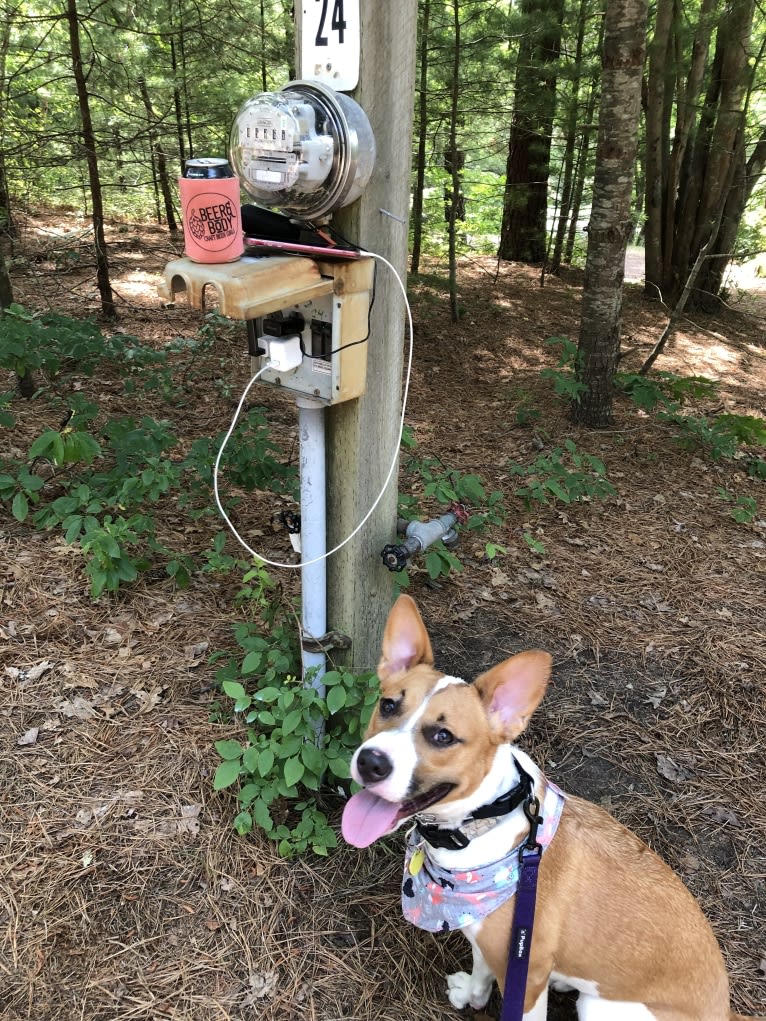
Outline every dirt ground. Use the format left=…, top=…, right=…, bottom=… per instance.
left=1, top=212, right=765, bottom=1020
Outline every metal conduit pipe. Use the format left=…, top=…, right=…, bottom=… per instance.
left=297, top=398, right=327, bottom=709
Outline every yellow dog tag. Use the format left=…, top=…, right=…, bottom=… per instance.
left=409, top=848, right=425, bottom=876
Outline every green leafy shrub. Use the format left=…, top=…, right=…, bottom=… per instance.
left=540, top=336, right=588, bottom=403
left=717, top=489, right=759, bottom=523
left=0, top=310, right=296, bottom=597
left=212, top=598, right=379, bottom=856
left=397, top=427, right=507, bottom=581
left=0, top=303, right=172, bottom=383
left=510, top=439, right=615, bottom=507
left=617, top=370, right=718, bottom=412
left=661, top=410, right=766, bottom=461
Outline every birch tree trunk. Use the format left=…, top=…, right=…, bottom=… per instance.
left=573, top=0, right=647, bottom=427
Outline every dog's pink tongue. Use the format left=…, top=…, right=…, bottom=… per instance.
left=342, top=789, right=401, bottom=847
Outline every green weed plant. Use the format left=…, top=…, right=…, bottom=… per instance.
left=211, top=570, right=378, bottom=856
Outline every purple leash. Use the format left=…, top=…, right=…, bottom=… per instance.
left=500, top=794, right=544, bottom=1021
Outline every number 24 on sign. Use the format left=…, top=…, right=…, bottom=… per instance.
left=302, top=0, right=360, bottom=91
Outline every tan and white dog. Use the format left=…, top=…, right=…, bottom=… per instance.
left=342, top=595, right=761, bottom=1021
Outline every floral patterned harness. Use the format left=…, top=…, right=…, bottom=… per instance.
left=401, top=781, right=566, bottom=933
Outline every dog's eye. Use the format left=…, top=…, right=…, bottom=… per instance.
left=426, top=726, right=456, bottom=748
left=379, top=697, right=399, bottom=718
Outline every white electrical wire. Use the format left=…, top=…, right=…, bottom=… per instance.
left=213, top=248, right=414, bottom=569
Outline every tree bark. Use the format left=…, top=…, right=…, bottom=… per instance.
left=66, top=0, right=116, bottom=320
left=574, top=0, right=647, bottom=428
left=550, top=0, right=588, bottom=274
left=410, top=0, right=431, bottom=275
left=447, top=0, right=461, bottom=322
left=643, top=0, right=674, bottom=293
left=498, top=0, right=564, bottom=264
left=0, top=13, right=15, bottom=239
left=648, top=0, right=756, bottom=305
left=564, top=12, right=603, bottom=265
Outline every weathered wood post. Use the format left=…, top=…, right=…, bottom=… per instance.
left=295, top=2, right=418, bottom=671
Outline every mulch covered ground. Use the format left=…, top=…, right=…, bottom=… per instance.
left=1, top=213, right=764, bottom=1019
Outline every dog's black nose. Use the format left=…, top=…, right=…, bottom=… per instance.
left=356, top=747, right=393, bottom=784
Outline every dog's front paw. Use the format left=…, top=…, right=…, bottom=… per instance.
left=447, top=971, right=491, bottom=1011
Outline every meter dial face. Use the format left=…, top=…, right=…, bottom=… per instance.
left=230, top=81, right=375, bottom=219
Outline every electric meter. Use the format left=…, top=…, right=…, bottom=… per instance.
left=229, top=80, right=375, bottom=220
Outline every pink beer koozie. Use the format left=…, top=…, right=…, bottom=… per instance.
left=179, top=158, right=244, bottom=263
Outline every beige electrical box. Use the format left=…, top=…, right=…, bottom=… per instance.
left=159, top=255, right=374, bottom=405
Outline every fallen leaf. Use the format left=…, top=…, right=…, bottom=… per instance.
left=185, top=641, right=209, bottom=662
left=702, top=805, right=740, bottom=827
left=17, top=728, right=39, bottom=747
left=6, top=660, right=55, bottom=684
left=133, top=803, right=201, bottom=837
left=656, top=754, right=694, bottom=783
left=56, top=696, right=97, bottom=720
left=147, top=610, right=174, bottom=629
left=243, top=970, right=279, bottom=1004
left=645, top=686, right=667, bottom=709
left=130, top=685, right=166, bottom=712
left=589, top=691, right=608, bottom=707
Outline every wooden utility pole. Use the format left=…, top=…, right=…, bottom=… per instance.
left=295, top=3, right=418, bottom=671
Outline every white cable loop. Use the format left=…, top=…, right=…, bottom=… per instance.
left=213, top=249, right=413, bottom=569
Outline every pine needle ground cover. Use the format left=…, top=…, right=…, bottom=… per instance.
left=2, top=212, right=764, bottom=1019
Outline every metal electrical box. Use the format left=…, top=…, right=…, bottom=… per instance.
left=159, top=254, right=374, bottom=405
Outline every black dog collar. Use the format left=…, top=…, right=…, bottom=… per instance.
left=415, top=758, right=535, bottom=851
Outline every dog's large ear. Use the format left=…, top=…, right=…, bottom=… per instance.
left=378, top=595, right=434, bottom=681
left=474, top=651, right=552, bottom=741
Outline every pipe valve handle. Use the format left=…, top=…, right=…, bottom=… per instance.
left=381, top=544, right=409, bottom=572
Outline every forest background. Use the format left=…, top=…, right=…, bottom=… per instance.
left=4, top=0, right=766, bottom=314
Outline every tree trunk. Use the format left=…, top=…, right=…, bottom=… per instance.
left=498, top=0, right=564, bottom=264
left=643, top=0, right=674, bottom=294
left=0, top=253, right=34, bottom=397
left=574, top=0, right=647, bottom=428
left=0, top=14, right=15, bottom=239
left=178, top=9, right=194, bottom=160
left=550, top=0, right=588, bottom=274
left=139, top=77, right=163, bottom=223
left=66, top=0, right=116, bottom=320
left=139, top=76, right=178, bottom=232
left=155, top=144, right=178, bottom=232
left=564, top=13, right=603, bottom=265
left=698, top=130, right=766, bottom=300
left=166, top=31, right=186, bottom=173
left=410, top=0, right=431, bottom=275
left=447, top=0, right=462, bottom=323
left=648, top=0, right=756, bottom=305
